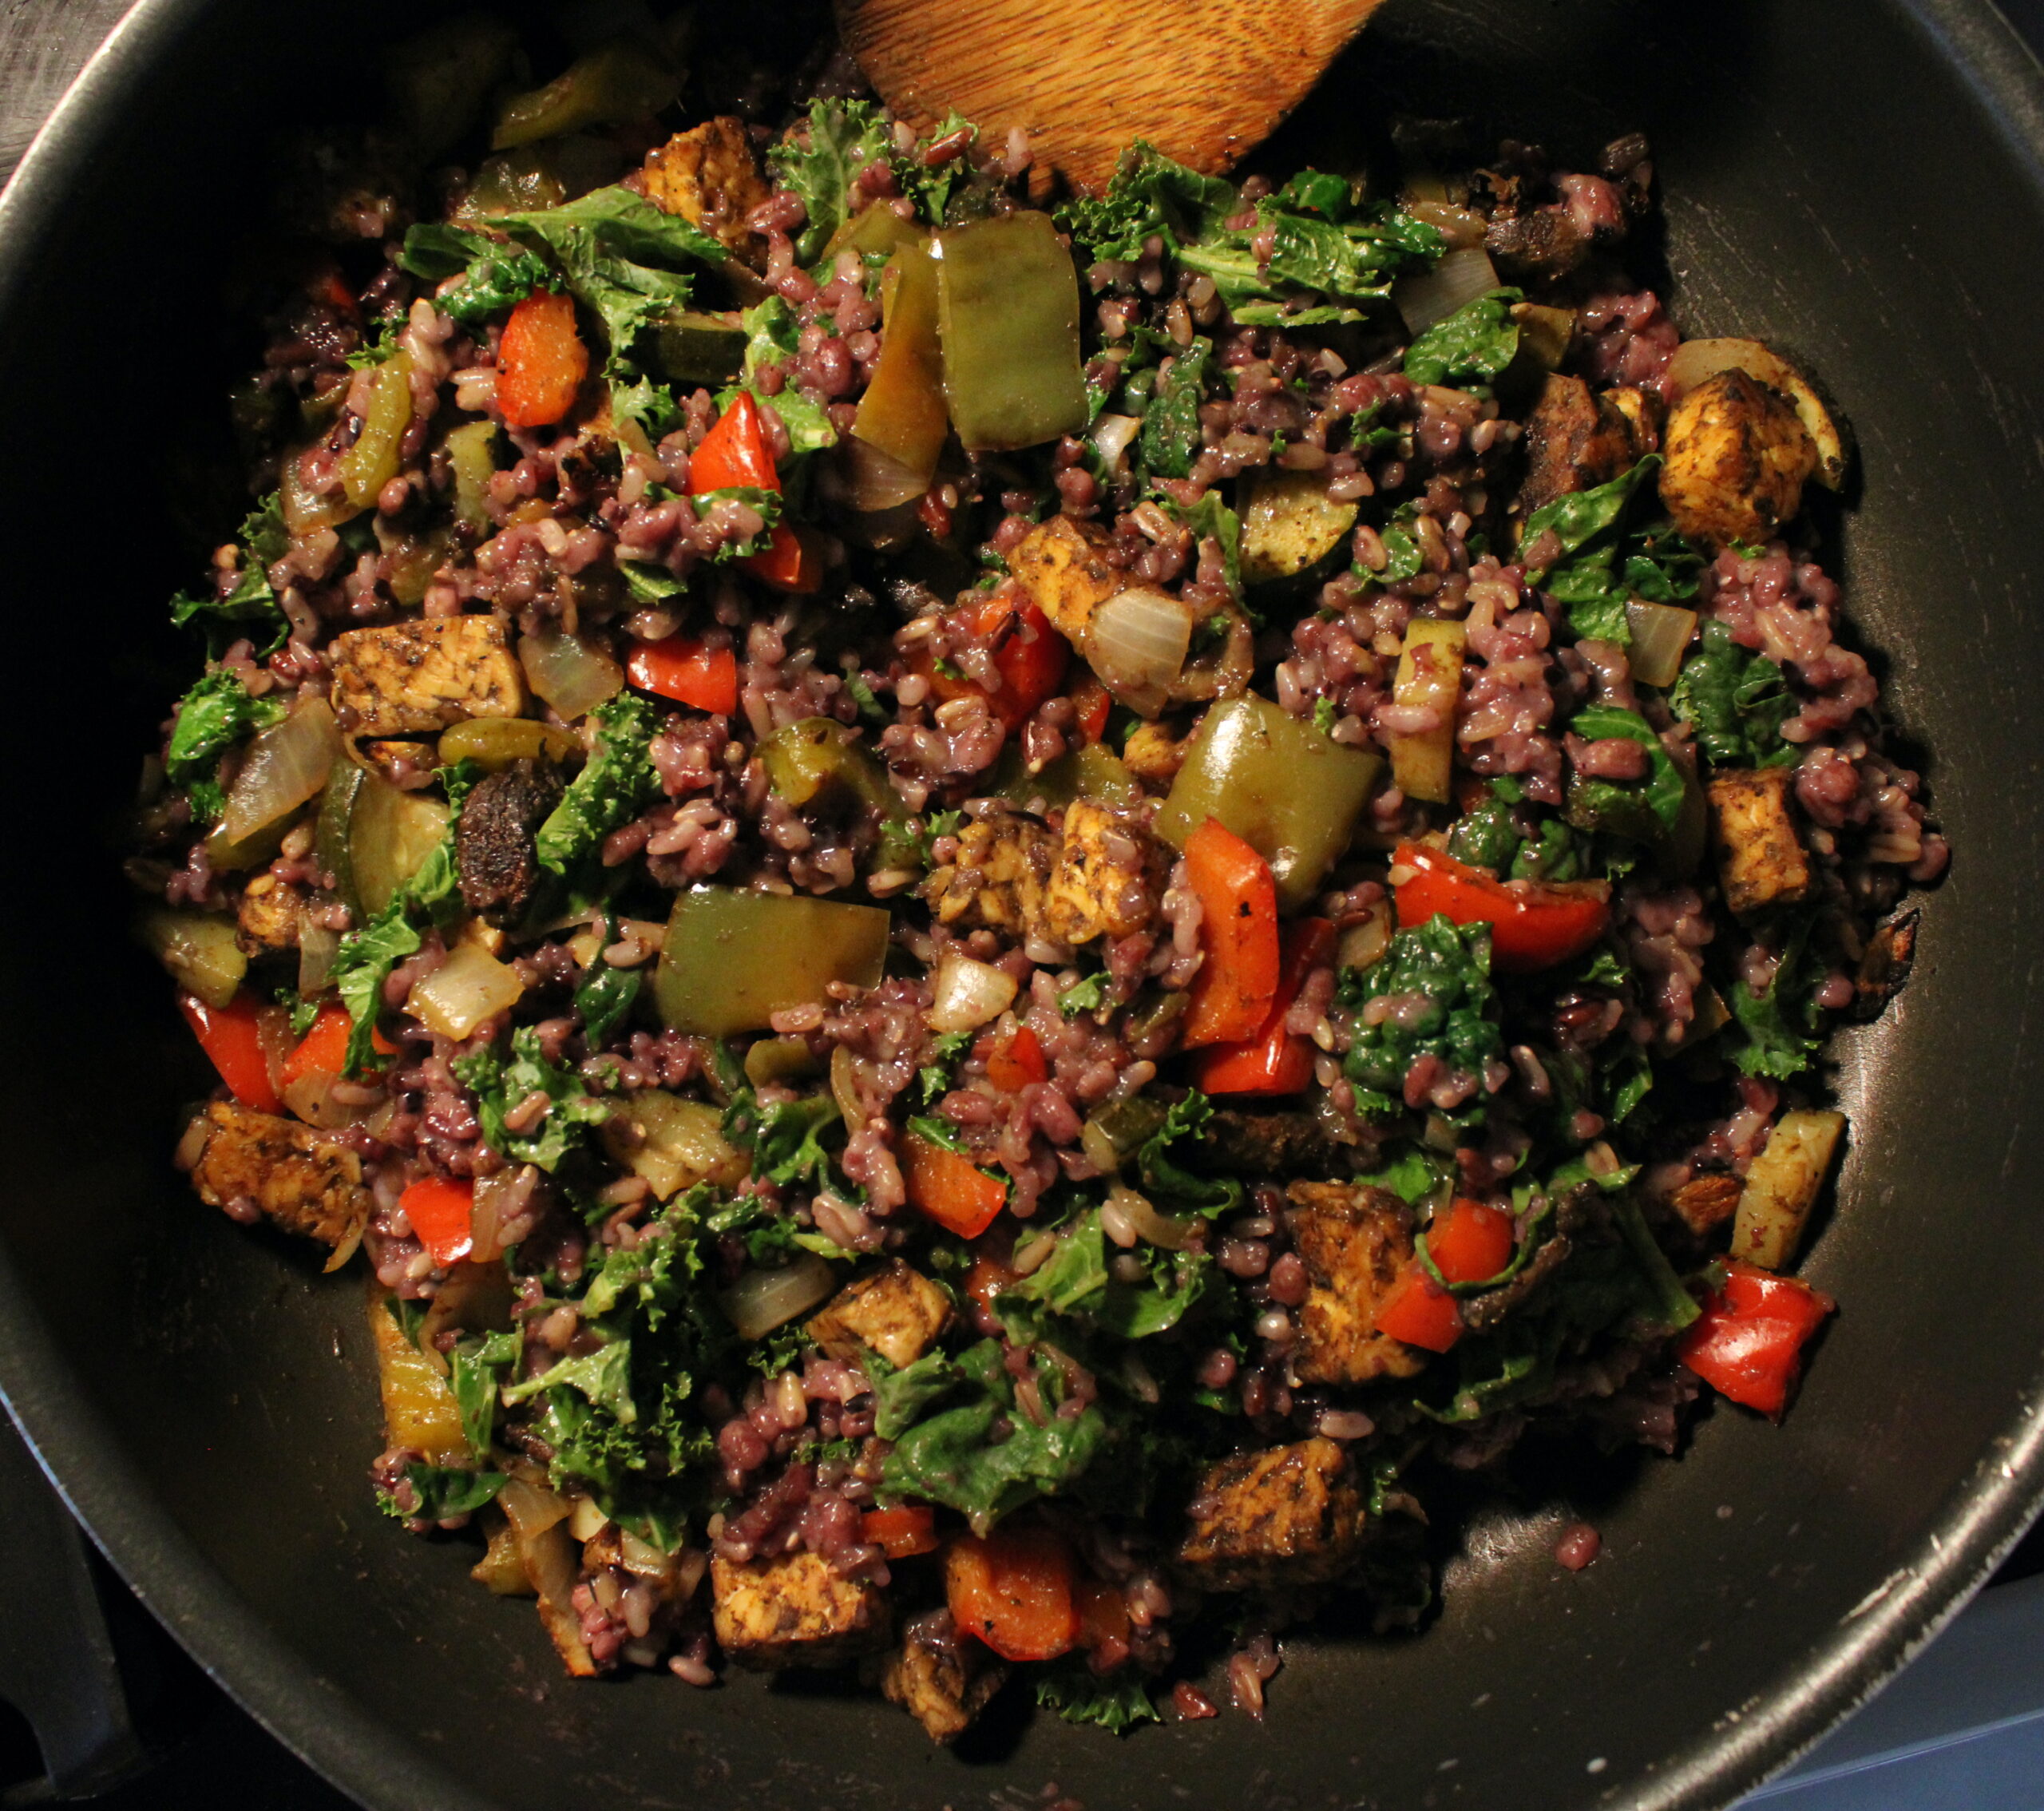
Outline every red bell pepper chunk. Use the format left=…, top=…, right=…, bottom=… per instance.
left=398, top=1175, right=476, bottom=1268
left=1189, top=917, right=1335, bottom=1097
left=687, top=390, right=820, bottom=593
left=1392, top=841, right=1610, bottom=973
left=985, top=1024, right=1048, bottom=1092
left=1068, top=672, right=1112, bottom=745
left=902, top=1131, right=1007, bottom=1238
left=179, top=992, right=284, bottom=1116
left=1426, top=1198, right=1517, bottom=1285
left=1677, top=1260, right=1834, bottom=1417
left=626, top=635, right=739, bottom=714
left=1075, top=1574, right=1131, bottom=1651
left=861, top=1504, right=939, bottom=1559
left=497, top=291, right=588, bottom=430
left=923, top=596, right=1072, bottom=730
left=945, top=1525, right=1079, bottom=1662
left=1180, top=819, right=1282, bottom=1048
left=1374, top=1266, right=1464, bottom=1353
left=281, top=1001, right=394, bottom=1087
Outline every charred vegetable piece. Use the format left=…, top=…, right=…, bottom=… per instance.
left=935, top=212, right=1087, bottom=452
left=1238, top=469, right=1359, bottom=588
left=1156, top=693, right=1382, bottom=913
left=654, top=887, right=891, bottom=1038
left=456, top=757, right=564, bottom=922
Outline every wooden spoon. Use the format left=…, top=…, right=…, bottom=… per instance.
left=834, top=0, right=1393, bottom=195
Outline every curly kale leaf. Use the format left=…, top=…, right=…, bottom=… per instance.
left=1035, top=1661, right=1160, bottom=1733
left=164, top=671, right=287, bottom=824
left=454, top=1024, right=613, bottom=1171
left=170, top=493, right=290, bottom=656
left=1670, top=619, right=1798, bottom=769
left=378, top=1462, right=505, bottom=1521
left=1136, top=1089, right=1242, bottom=1215
left=534, top=693, right=659, bottom=881
left=1724, top=910, right=1825, bottom=1080
left=1342, top=915, right=1505, bottom=1127
left=1402, top=287, right=1523, bottom=387
left=768, top=98, right=897, bottom=266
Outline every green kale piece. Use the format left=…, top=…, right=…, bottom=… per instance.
left=164, top=671, right=287, bottom=824
left=1138, top=335, right=1212, bottom=481
left=1669, top=619, right=1798, bottom=769
left=724, top=296, right=838, bottom=458
left=450, top=1330, right=523, bottom=1461
left=454, top=1024, right=613, bottom=1171
left=917, top=1030, right=972, bottom=1104
left=170, top=493, right=290, bottom=656
left=1341, top=915, right=1505, bottom=1127
left=1402, top=287, right=1523, bottom=387
left=378, top=1462, right=505, bottom=1521
left=1564, top=703, right=1690, bottom=844
left=1724, top=910, right=1825, bottom=1080
left=877, top=1337, right=1110, bottom=1534
left=574, top=915, right=643, bottom=1047
left=767, top=98, right=896, bottom=265
left=395, top=222, right=550, bottom=324
left=535, top=694, right=659, bottom=880
left=1135, top=1088, right=1242, bottom=1215
left=1035, top=1661, right=1160, bottom=1733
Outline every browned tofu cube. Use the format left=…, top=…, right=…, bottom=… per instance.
left=1120, top=718, right=1190, bottom=785
left=925, top=806, right=1057, bottom=943
left=186, top=1100, right=371, bottom=1249
left=1177, top=1437, right=1371, bottom=1592
left=640, top=118, right=770, bottom=259
left=1044, top=800, right=1163, bottom=945
left=1287, top=1181, right=1426, bottom=1386
left=235, top=870, right=303, bottom=953
left=329, top=616, right=525, bottom=736
left=807, top=1260, right=952, bottom=1369
left=1708, top=766, right=1811, bottom=916
left=1659, top=368, right=1817, bottom=549
left=881, top=1614, right=1008, bottom=1744
left=711, top=1550, right=890, bottom=1669
left=1006, top=515, right=1119, bottom=646
left=1516, top=372, right=1644, bottom=524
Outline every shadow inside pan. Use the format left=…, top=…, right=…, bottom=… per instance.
left=3, top=1, right=2044, bottom=1808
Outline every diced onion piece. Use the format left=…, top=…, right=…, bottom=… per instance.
left=283, top=1069, right=374, bottom=1131
left=928, top=949, right=1020, bottom=1034
left=1079, top=1118, right=1123, bottom=1175
left=407, top=941, right=526, bottom=1041
left=369, top=1292, right=466, bottom=1463
left=1663, top=337, right=1846, bottom=489
left=568, top=1495, right=610, bottom=1541
left=1107, top=1182, right=1195, bottom=1251
left=719, top=1254, right=838, bottom=1341
left=220, top=697, right=340, bottom=846
left=599, top=1089, right=747, bottom=1199
left=469, top=1166, right=533, bottom=1264
left=1085, top=586, right=1191, bottom=708
left=498, top=1475, right=570, bottom=1540
left=1626, top=600, right=1698, bottom=688
left=1088, top=413, right=1141, bottom=477
left=843, top=436, right=929, bottom=513
left=1337, top=898, right=1395, bottom=972
left=139, top=909, right=246, bottom=1009
left=1402, top=200, right=1487, bottom=249
left=1392, top=246, right=1501, bottom=336
left=830, top=1044, right=864, bottom=1129
left=298, top=921, right=339, bottom=996
left=519, top=630, right=624, bottom=721
left=1387, top=618, right=1467, bottom=805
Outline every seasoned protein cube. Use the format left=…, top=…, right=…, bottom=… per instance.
left=1177, top=1437, right=1371, bottom=1592
left=1708, top=766, right=1811, bottom=917
left=235, top=870, right=303, bottom=953
left=1515, top=372, right=1645, bottom=524
left=1005, top=515, right=1120, bottom=646
left=185, top=1100, right=371, bottom=1249
left=1287, top=1180, right=1427, bottom=1386
left=640, top=117, right=770, bottom=259
left=1120, top=718, right=1190, bottom=785
left=807, top=1259, right=953, bottom=1370
left=1044, top=800, right=1163, bottom=945
left=882, top=1612, right=1009, bottom=1744
left=925, top=806, right=1058, bottom=942
left=329, top=616, right=526, bottom=737
left=711, top=1550, right=890, bottom=1669
left=1659, top=368, right=1817, bottom=549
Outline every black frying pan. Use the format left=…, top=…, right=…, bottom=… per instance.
left=3, top=2, right=2043, bottom=1805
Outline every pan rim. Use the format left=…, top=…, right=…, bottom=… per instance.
left=3, top=0, right=2043, bottom=1805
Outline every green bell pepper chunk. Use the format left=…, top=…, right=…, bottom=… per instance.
left=935, top=212, right=1087, bottom=453
left=1155, top=693, right=1382, bottom=912
left=654, top=887, right=892, bottom=1039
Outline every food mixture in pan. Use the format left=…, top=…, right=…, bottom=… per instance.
left=129, top=7, right=1947, bottom=1737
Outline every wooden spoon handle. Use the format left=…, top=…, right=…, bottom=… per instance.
left=836, top=0, right=1392, bottom=194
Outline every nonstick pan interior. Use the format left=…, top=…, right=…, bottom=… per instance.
left=4, top=2, right=2044, bottom=1806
